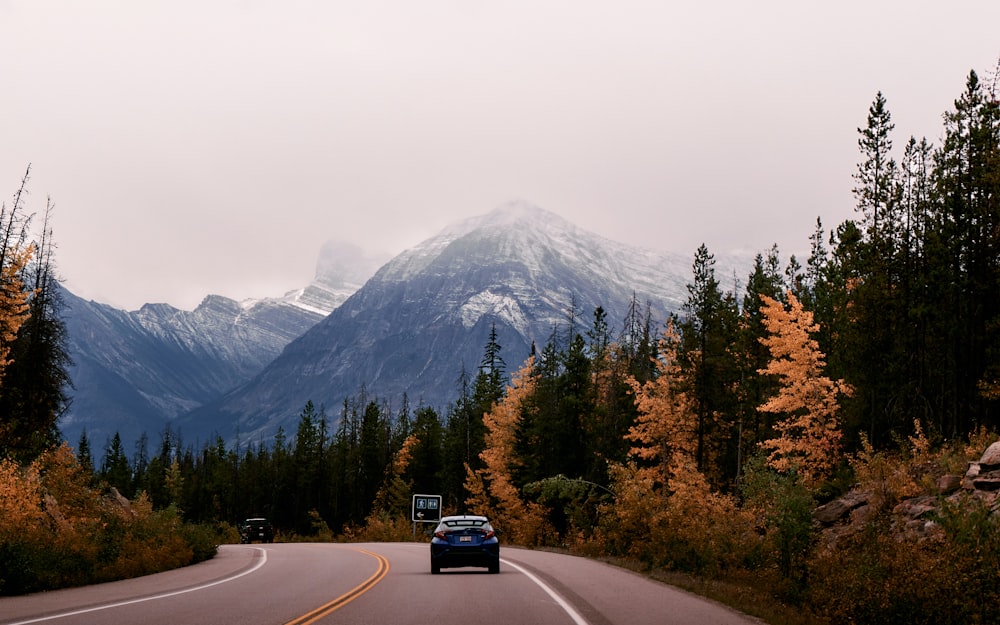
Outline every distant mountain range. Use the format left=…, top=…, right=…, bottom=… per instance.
left=59, top=241, right=389, bottom=448
left=59, top=203, right=749, bottom=450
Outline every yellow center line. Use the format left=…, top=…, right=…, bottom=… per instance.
left=284, top=548, right=390, bottom=625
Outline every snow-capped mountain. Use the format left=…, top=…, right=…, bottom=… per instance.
left=58, top=241, right=388, bottom=448
left=178, top=201, right=745, bottom=444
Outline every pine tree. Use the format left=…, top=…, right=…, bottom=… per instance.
left=802, top=219, right=829, bottom=309
left=0, top=190, right=31, bottom=389
left=0, top=168, right=36, bottom=460
left=619, top=292, right=656, bottom=384
left=470, top=324, right=507, bottom=462
left=514, top=332, right=592, bottom=486
left=931, top=69, right=1000, bottom=434
left=442, top=366, right=475, bottom=506
left=443, top=327, right=509, bottom=507
left=479, top=322, right=506, bottom=393
left=854, top=92, right=899, bottom=253
left=895, top=135, right=936, bottom=427
left=677, top=244, right=740, bottom=484
left=100, top=433, right=133, bottom=497
left=733, top=246, right=785, bottom=480
left=76, top=429, right=93, bottom=475
left=291, top=401, right=327, bottom=529
left=0, top=198, right=71, bottom=461
left=358, top=399, right=390, bottom=518
left=800, top=218, right=846, bottom=377
left=585, top=306, right=637, bottom=483
left=270, top=425, right=296, bottom=528
left=844, top=92, right=908, bottom=443
left=0, top=168, right=71, bottom=463
left=403, top=406, right=444, bottom=494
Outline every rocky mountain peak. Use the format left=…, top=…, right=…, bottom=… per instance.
left=179, top=202, right=736, bottom=444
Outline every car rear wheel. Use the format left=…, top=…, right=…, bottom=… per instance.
left=489, top=560, right=500, bottom=574
left=431, top=563, right=440, bottom=574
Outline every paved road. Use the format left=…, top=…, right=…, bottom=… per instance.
left=0, top=543, right=760, bottom=625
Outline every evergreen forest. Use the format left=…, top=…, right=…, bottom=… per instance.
left=2, top=66, right=1000, bottom=623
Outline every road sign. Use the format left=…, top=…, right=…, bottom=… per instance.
left=411, top=494, right=442, bottom=523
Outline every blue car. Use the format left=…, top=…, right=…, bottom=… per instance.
left=430, top=515, right=500, bottom=574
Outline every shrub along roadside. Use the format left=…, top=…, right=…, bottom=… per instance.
left=0, top=444, right=220, bottom=596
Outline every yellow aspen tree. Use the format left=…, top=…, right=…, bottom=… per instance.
left=616, top=323, right=699, bottom=534
left=464, top=356, right=549, bottom=545
left=393, top=432, right=419, bottom=476
left=758, top=292, right=852, bottom=486
left=0, top=243, right=33, bottom=377
left=0, top=456, right=44, bottom=529
left=625, top=322, right=699, bottom=479
left=34, top=443, right=99, bottom=524
left=368, top=433, right=417, bottom=516
left=1, top=165, right=34, bottom=384
left=609, top=324, right=751, bottom=569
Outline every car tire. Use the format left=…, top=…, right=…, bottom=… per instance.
left=431, top=563, right=440, bottom=575
left=489, top=560, right=500, bottom=574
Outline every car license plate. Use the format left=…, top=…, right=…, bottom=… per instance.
left=460, top=535, right=473, bottom=542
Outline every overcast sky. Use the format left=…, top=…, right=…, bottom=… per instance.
left=2, top=1, right=998, bottom=310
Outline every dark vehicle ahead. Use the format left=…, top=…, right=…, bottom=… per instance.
left=239, top=517, right=274, bottom=543
left=430, top=515, right=499, bottom=574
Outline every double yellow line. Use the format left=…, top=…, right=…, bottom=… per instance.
left=284, top=548, right=390, bottom=625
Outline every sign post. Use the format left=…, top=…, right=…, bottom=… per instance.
left=411, top=494, right=442, bottom=538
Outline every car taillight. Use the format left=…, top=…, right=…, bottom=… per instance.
left=434, top=531, right=448, bottom=540
left=483, top=530, right=495, bottom=540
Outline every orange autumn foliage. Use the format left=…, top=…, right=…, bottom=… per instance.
left=602, top=324, right=754, bottom=573
left=464, top=357, right=550, bottom=545
left=0, top=455, right=45, bottom=528
left=0, top=242, right=33, bottom=377
left=625, top=322, right=699, bottom=479
left=757, top=292, right=852, bottom=486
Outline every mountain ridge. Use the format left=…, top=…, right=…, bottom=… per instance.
left=58, top=241, right=388, bottom=448
left=59, top=203, right=751, bottom=450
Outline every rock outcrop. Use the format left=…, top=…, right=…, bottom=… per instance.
left=814, top=440, right=1000, bottom=544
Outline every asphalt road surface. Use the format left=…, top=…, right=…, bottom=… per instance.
left=0, top=543, right=761, bottom=625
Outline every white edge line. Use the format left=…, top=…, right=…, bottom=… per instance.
left=6, top=547, right=268, bottom=625
left=500, top=558, right=590, bottom=625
